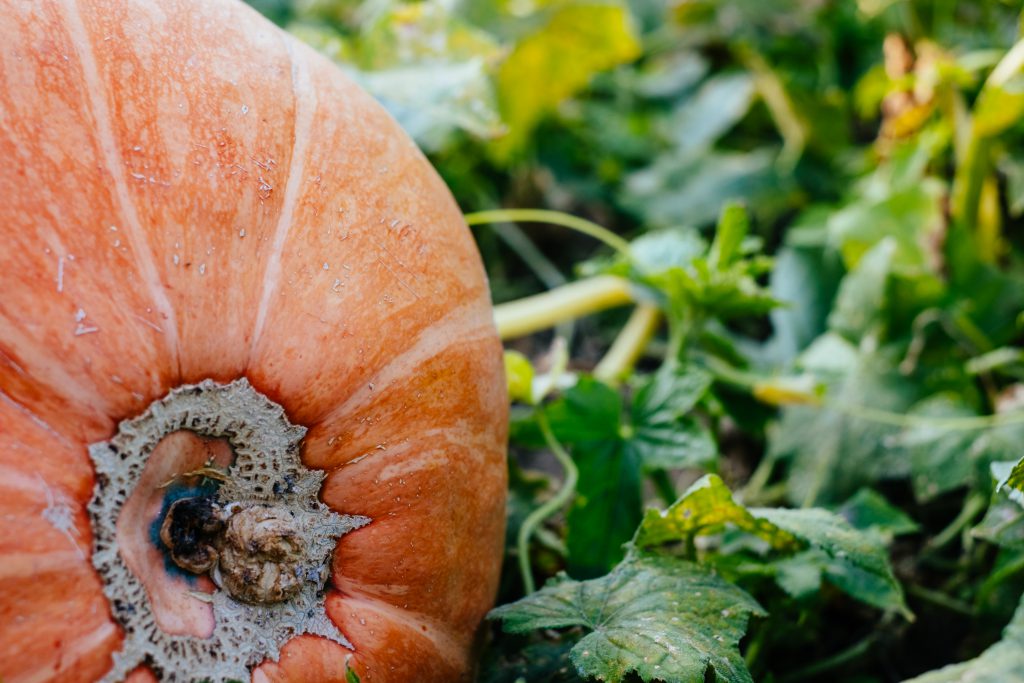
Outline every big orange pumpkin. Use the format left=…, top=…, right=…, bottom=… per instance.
left=0, top=0, right=508, bottom=681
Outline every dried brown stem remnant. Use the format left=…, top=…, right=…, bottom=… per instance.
left=160, top=497, right=310, bottom=604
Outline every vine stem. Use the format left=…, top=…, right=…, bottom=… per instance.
left=494, top=276, right=634, bottom=340
left=517, top=414, right=579, bottom=594
left=466, top=209, right=637, bottom=340
left=705, top=355, right=1024, bottom=431
left=464, top=208, right=633, bottom=258
left=926, top=492, right=987, bottom=552
left=778, top=633, right=878, bottom=683
left=593, top=304, right=662, bottom=385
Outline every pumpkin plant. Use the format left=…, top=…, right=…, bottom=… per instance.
left=0, top=0, right=507, bottom=681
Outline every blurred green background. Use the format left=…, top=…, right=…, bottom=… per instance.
left=246, top=2, right=1024, bottom=681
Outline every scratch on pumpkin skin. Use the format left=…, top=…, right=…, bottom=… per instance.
left=248, top=37, right=316, bottom=362
left=39, top=475, right=86, bottom=560
left=17, top=621, right=119, bottom=683
left=58, top=0, right=181, bottom=372
left=0, top=467, right=87, bottom=557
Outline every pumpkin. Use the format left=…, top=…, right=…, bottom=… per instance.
left=0, top=0, right=508, bottom=681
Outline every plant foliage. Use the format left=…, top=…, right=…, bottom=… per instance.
left=250, top=0, right=1024, bottom=680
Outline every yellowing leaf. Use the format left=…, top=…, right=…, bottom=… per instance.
left=635, top=475, right=798, bottom=551
left=493, top=2, right=640, bottom=160
left=973, top=39, right=1024, bottom=138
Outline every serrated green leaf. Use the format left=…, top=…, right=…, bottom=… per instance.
left=751, top=507, right=911, bottom=617
left=627, top=229, right=708, bottom=276
left=628, top=365, right=716, bottom=470
left=769, top=335, right=918, bottom=505
left=903, top=595, right=1024, bottom=682
left=567, top=438, right=643, bottom=577
left=891, top=395, right=1024, bottom=502
left=635, top=474, right=797, bottom=551
left=539, top=379, right=637, bottom=576
left=544, top=377, right=624, bottom=443
left=493, top=2, right=640, bottom=159
left=540, top=373, right=718, bottom=576
left=636, top=475, right=907, bottom=615
left=490, top=555, right=765, bottom=683
left=896, top=395, right=985, bottom=501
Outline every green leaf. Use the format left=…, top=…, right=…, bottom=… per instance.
left=670, top=72, right=755, bottom=155
left=293, top=1, right=505, bottom=150
left=566, top=438, right=643, bottom=578
left=973, top=455, right=1024, bottom=551
left=761, top=244, right=843, bottom=365
left=837, top=489, right=921, bottom=541
left=972, top=40, right=1024, bottom=139
left=827, top=238, right=896, bottom=340
left=891, top=395, right=1024, bottom=502
left=345, top=661, right=360, bottom=683
left=708, top=203, right=750, bottom=271
left=751, top=507, right=911, bottom=617
left=358, top=61, right=503, bottom=151
left=974, top=464, right=1024, bottom=549
left=826, top=182, right=945, bottom=273
left=768, top=334, right=918, bottom=505
left=493, top=1, right=641, bottom=159
left=999, top=457, right=1024, bottom=505
left=636, top=475, right=908, bottom=616
left=626, top=229, right=707, bottom=276
left=540, top=373, right=717, bottom=576
left=903, top=595, right=1024, bottom=682
left=624, top=148, right=783, bottom=229
left=629, top=416, right=716, bottom=471
left=490, top=555, right=765, bottom=683
left=628, top=365, right=716, bottom=470
left=544, top=377, right=623, bottom=444
left=635, top=474, right=797, bottom=551
left=772, top=550, right=828, bottom=598
left=539, top=378, right=638, bottom=576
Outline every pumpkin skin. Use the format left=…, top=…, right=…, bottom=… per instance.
left=0, top=0, right=508, bottom=681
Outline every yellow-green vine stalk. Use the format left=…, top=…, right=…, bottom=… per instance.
left=517, top=414, right=578, bottom=594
